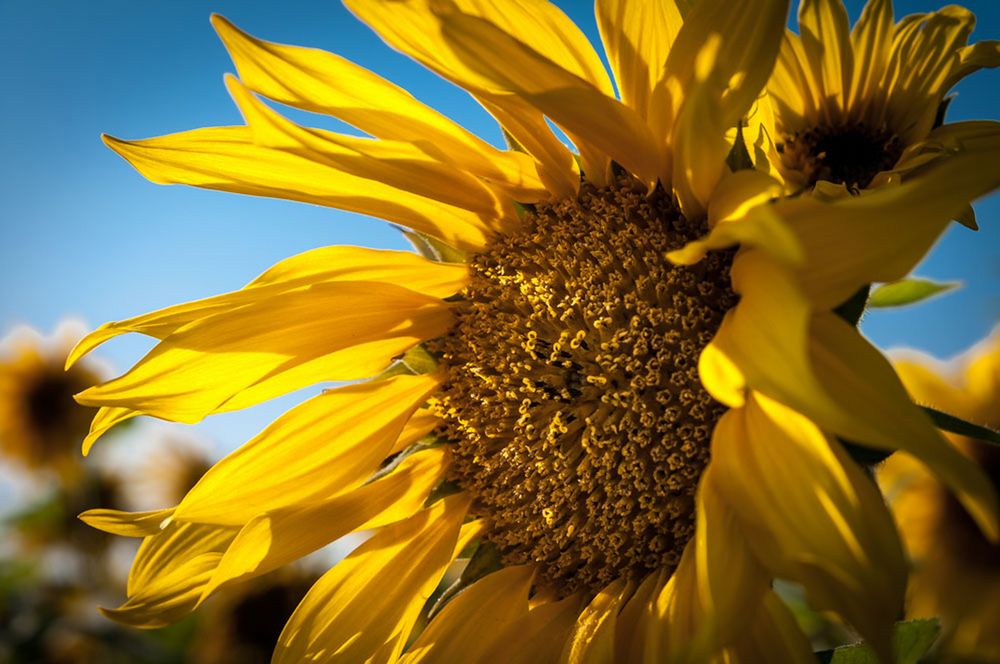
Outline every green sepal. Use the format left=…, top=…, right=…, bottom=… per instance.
left=923, top=405, right=1000, bottom=446
left=402, top=229, right=468, bottom=263
left=725, top=122, right=755, bottom=173
left=401, top=345, right=440, bottom=375
left=423, top=479, right=463, bottom=508
left=370, top=345, right=441, bottom=381
left=834, top=285, right=871, bottom=326
left=816, top=618, right=940, bottom=664
left=513, top=200, right=536, bottom=220
left=428, top=540, right=503, bottom=619
left=867, top=279, right=959, bottom=308
left=840, top=405, right=1000, bottom=469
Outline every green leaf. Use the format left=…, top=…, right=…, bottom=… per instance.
left=923, top=405, right=1000, bottom=446
left=867, top=278, right=959, bottom=308
left=818, top=619, right=940, bottom=664
left=428, top=541, right=502, bottom=618
left=725, top=122, right=755, bottom=172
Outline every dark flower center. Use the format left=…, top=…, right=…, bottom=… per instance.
left=779, top=122, right=903, bottom=190
left=431, top=180, right=736, bottom=595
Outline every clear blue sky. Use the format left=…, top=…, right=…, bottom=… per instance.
left=1, top=1, right=998, bottom=448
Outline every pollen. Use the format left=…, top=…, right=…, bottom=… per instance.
left=430, top=180, right=737, bottom=595
left=779, top=121, right=903, bottom=190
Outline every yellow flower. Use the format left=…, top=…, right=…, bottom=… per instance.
left=72, top=2, right=999, bottom=661
left=765, top=0, right=1000, bottom=194
left=880, top=329, right=1000, bottom=661
left=0, top=321, right=103, bottom=483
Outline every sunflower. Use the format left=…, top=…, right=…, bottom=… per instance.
left=0, top=321, right=103, bottom=483
left=879, top=328, right=1000, bottom=661
left=72, top=1, right=1000, bottom=662
left=192, top=569, right=317, bottom=664
left=764, top=0, right=1000, bottom=195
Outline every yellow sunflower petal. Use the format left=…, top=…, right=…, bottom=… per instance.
left=390, top=409, right=441, bottom=455
left=75, top=283, right=451, bottom=423
left=210, top=14, right=547, bottom=201
left=399, top=565, right=535, bottom=663
left=892, top=356, right=963, bottom=416
left=342, top=0, right=588, bottom=194
left=433, top=10, right=661, bottom=184
left=477, top=94, right=581, bottom=198
left=808, top=313, right=999, bottom=541
left=613, top=569, right=668, bottom=663
left=667, top=170, right=798, bottom=269
left=595, top=0, right=683, bottom=120
left=80, top=406, right=139, bottom=455
left=103, top=128, right=494, bottom=252
left=945, top=39, right=1000, bottom=91
left=665, top=0, right=790, bottom=126
left=665, top=0, right=789, bottom=212
left=202, top=447, right=450, bottom=600
left=704, top=248, right=999, bottom=542
left=711, top=393, right=905, bottom=663
left=798, top=0, right=853, bottom=119
left=671, top=36, right=730, bottom=216
left=272, top=493, right=472, bottom=664
left=885, top=7, right=976, bottom=142
left=697, top=250, right=813, bottom=410
left=726, top=591, right=815, bottom=664
left=79, top=508, right=174, bottom=538
left=225, top=75, right=515, bottom=221
left=483, top=593, right=582, bottom=664
left=645, top=468, right=769, bottom=662
left=560, top=577, right=629, bottom=664
left=127, top=521, right=236, bottom=596
left=343, top=0, right=613, bottom=96
left=848, top=0, right=893, bottom=111
left=769, top=147, right=1000, bottom=309
left=68, top=246, right=466, bottom=370
left=171, top=374, right=441, bottom=526
left=109, top=521, right=236, bottom=628
left=103, top=552, right=222, bottom=629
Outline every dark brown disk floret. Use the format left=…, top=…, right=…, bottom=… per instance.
left=429, top=180, right=737, bottom=596
left=779, top=121, right=903, bottom=190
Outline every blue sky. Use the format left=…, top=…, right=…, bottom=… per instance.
left=1, top=1, right=998, bottom=449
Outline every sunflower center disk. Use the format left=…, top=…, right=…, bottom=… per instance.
left=780, top=122, right=903, bottom=190
left=430, top=181, right=737, bottom=595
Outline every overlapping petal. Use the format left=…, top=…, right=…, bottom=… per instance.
left=272, top=495, right=476, bottom=664
left=711, top=392, right=905, bottom=662
left=75, top=282, right=451, bottom=423
left=211, top=15, right=548, bottom=202
left=171, top=374, right=441, bottom=525
left=103, top=128, right=495, bottom=251
left=200, top=446, right=451, bottom=599
left=68, top=245, right=466, bottom=369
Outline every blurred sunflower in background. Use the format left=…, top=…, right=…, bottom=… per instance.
left=68, top=0, right=1000, bottom=662
left=0, top=321, right=103, bottom=485
left=192, top=569, right=317, bottom=664
left=880, top=328, right=1000, bottom=662
left=764, top=0, right=999, bottom=196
